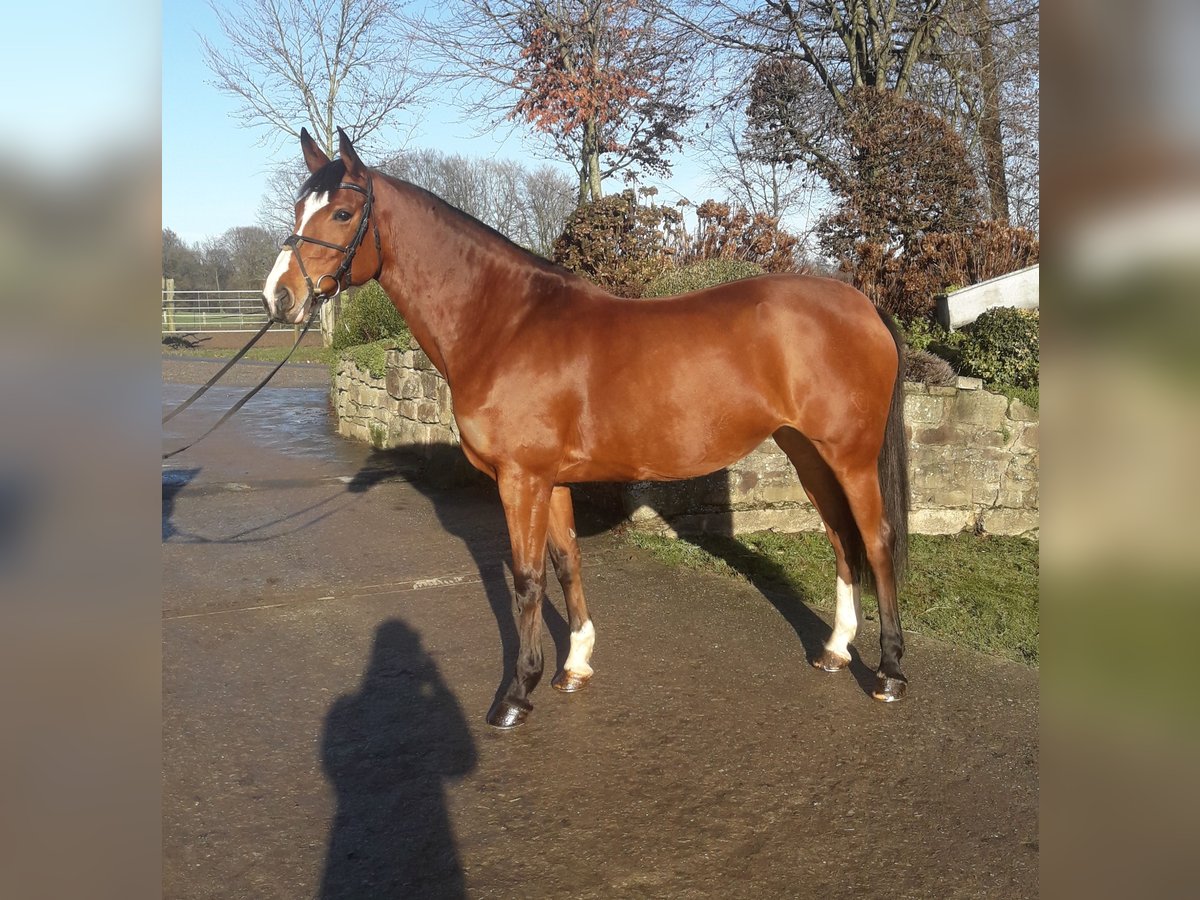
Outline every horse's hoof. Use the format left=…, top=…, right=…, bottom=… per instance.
left=872, top=673, right=908, bottom=702
left=813, top=650, right=851, bottom=672
left=487, top=700, right=530, bottom=729
left=552, top=670, right=592, bottom=693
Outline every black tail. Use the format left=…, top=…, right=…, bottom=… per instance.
left=874, top=308, right=910, bottom=584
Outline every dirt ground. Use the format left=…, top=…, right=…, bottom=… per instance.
left=162, top=358, right=1038, bottom=899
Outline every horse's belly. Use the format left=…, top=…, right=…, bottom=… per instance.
left=557, top=403, right=779, bottom=483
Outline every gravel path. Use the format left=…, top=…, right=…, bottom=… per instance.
left=162, top=354, right=332, bottom=390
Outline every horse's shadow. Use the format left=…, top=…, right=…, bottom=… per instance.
left=345, top=445, right=571, bottom=718
left=673, top=530, right=879, bottom=697
left=344, top=444, right=875, bottom=702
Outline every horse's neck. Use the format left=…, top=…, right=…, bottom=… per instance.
left=374, top=179, right=536, bottom=382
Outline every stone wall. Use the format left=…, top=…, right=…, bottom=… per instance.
left=331, top=348, right=460, bottom=452
left=625, top=379, right=1038, bottom=538
left=332, top=352, right=1039, bottom=538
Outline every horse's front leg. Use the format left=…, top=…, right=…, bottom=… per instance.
left=487, top=468, right=554, bottom=729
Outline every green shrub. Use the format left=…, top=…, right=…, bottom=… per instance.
left=642, top=259, right=765, bottom=297
left=992, top=383, right=1039, bottom=411
left=331, top=281, right=411, bottom=353
left=338, top=337, right=410, bottom=379
left=956, top=307, right=1039, bottom=389
left=898, top=314, right=941, bottom=352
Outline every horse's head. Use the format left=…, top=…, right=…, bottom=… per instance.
left=262, top=128, right=382, bottom=324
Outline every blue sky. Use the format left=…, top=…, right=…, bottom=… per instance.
left=162, top=1, right=712, bottom=245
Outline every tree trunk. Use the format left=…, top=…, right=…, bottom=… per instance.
left=976, top=0, right=1010, bottom=222
left=580, top=119, right=603, bottom=204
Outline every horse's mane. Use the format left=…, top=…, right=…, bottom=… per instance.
left=387, top=175, right=581, bottom=280
left=297, top=158, right=589, bottom=287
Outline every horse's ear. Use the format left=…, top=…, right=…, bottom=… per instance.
left=300, top=128, right=330, bottom=174
left=338, top=128, right=363, bottom=178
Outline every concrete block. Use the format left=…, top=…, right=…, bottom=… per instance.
left=1009, top=399, right=1038, bottom=422
left=732, top=506, right=823, bottom=534
left=950, top=390, right=1009, bottom=428
left=981, top=507, right=1039, bottom=536
left=914, top=424, right=972, bottom=447
left=906, top=395, right=949, bottom=425
left=935, top=264, right=1039, bottom=331
left=755, top=482, right=808, bottom=505
left=1015, top=423, right=1039, bottom=452
left=909, top=507, right=974, bottom=534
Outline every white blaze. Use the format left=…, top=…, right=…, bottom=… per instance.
left=564, top=619, right=595, bottom=676
left=824, top=576, right=861, bottom=660
left=262, top=192, right=330, bottom=319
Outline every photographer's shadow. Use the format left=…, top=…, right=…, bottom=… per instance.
left=320, top=619, right=476, bottom=899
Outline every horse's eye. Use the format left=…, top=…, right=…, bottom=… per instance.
left=333, top=210, right=352, bottom=222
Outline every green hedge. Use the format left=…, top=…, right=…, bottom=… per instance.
left=331, top=281, right=411, bottom=353
left=338, top=337, right=411, bottom=379
left=642, top=259, right=765, bottom=298
left=956, top=307, right=1039, bottom=390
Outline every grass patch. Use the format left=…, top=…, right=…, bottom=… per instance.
left=336, top=334, right=413, bottom=379
left=989, top=382, right=1039, bottom=411
left=627, top=530, right=1039, bottom=665
left=162, top=345, right=337, bottom=365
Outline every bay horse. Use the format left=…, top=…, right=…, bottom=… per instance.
left=263, top=128, right=911, bottom=728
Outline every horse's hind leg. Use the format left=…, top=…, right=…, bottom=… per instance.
left=488, top=468, right=554, bottom=729
left=774, top=428, right=863, bottom=672
left=546, top=486, right=595, bottom=693
left=837, top=462, right=908, bottom=702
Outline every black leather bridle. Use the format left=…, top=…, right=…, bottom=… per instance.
left=277, top=173, right=383, bottom=314
left=163, top=172, right=384, bottom=459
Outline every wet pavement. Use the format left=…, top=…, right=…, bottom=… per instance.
left=163, top=358, right=1039, bottom=899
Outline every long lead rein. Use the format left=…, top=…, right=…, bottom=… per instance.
left=161, top=310, right=317, bottom=460
left=162, top=171, right=377, bottom=460
left=161, top=319, right=273, bottom=426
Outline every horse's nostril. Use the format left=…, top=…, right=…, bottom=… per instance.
left=276, top=286, right=294, bottom=311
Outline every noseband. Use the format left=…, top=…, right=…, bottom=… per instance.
left=280, top=174, right=382, bottom=311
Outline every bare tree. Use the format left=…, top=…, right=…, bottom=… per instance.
left=697, top=105, right=825, bottom=238
left=381, top=149, right=576, bottom=255
left=202, top=0, right=426, bottom=155
left=914, top=0, right=1040, bottom=224
left=256, top=158, right=311, bottom=238
left=521, top=164, right=580, bottom=255
left=163, top=225, right=280, bottom=291
left=256, top=146, right=576, bottom=257
left=674, top=0, right=1038, bottom=229
left=418, top=0, right=700, bottom=202
left=673, top=0, right=954, bottom=110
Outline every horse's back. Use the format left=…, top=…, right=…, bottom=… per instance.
left=497, top=273, right=898, bottom=482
